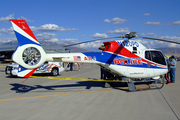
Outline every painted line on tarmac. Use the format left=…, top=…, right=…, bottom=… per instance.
left=32, top=76, right=180, bottom=85
left=165, top=83, right=180, bottom=85
left=31, top=76, right=129, bottom=82
left=0, top=66, right=5, bottom=67
left=0, top=89, right=116, bottom=102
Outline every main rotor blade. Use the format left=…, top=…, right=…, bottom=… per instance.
left=63, top=36, right=122, bottom=47
left=140, top=36, right=180, bottom=44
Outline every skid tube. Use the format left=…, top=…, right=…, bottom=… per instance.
left=127, top=76, right=165, bottom=92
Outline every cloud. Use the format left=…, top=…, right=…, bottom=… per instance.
left=18, top=16, right=34, bottom=22
left=0, top=27, right=14, bottom=35
left=0, top=14, right=34, bottom=23
left=33, top=24, right=79, bottom=32
left=141, top=33, right=157, bottom=37
left=103, top=17, right=127, bottom=24
left=0, top=37, right=17, bottom=43
left=144, top=13, right=150, bottom=16
left=79, top=41, right=103, bottom=51
left=36, top=32, right=79, bottom=45
left=151, top=40, right=179, bottom=48
left=78, top=36, right=179, bottom=51
left=0, top=24, right=79, bottom=34
left=35, top=33, right=180, bottom=50
left=168, top=20, right=180, bottom=25
left=59, top=38, right=79, bottom=45
left=103, top=19, right=111, bottom=23
left=36, top=32, right=58, bottom=42
left=0, top=14, right=78, bottom=33
left=136, top=39, right=152, bottom=48
left=159, top=36, right=180, bottom=42
left=38, top=24, right=61, bottom=31
left=0, top=14, right=14, bottom=22
left=136, top=39, right=162, bottom=49
left=107, top=27, right=130, bottom=34
left=137, top=35, right=180, bottom=48
left=145, top=21, right=163, bottom=25
left=90, top=33, right=109, bottom=38
left=111, top=17, right=127, bottom=24
left=35, top=32, right=105, bottom=50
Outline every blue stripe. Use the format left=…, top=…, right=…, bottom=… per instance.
left=15, top=31, right=41, bottom=46
left=18, top=65, right=27, bottom=72
left=82, top=52, right=167, bottom=69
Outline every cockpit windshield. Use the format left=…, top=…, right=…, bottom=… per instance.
left=145, top=50, right=166, bottom=65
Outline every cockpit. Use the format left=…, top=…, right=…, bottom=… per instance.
left=145, top=50, right=167, bottom=65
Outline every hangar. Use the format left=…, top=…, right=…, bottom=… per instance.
left=0, top=44, right=71, bottom=62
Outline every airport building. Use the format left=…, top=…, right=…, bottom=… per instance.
left=0, top=44, right=71, bottom=62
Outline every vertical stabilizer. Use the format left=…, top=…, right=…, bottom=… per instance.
left=10, top=19, right=47, bottom=77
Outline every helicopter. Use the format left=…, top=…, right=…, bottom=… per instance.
left=9, top=19, right=180, bottom=91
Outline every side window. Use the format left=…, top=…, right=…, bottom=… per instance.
left=145, top=51, right=151, bottom=61
left=151, top=51, right=166, bottom=65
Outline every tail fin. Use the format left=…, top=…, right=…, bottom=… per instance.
left=10, top=19, right=40, bottom=46
left=17, top=65, right=38, bottom=78
left=10, top=19, right=46, bottom=70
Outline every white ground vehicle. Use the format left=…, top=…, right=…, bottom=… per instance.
left=5, top=62, right=66, bottom=77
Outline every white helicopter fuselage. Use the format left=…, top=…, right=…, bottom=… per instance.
left=45, top=47, right=168, bottom=79
left=10, top=19, right=168, bottom=78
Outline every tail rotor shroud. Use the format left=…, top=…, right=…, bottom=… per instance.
left=22, top=47, right=41, bottom=66
left=12, top=44, right=47, bottom=69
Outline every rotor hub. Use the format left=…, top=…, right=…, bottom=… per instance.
left=121, top=32, right=138, bottom=39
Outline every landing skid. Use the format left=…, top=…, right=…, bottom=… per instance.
left=128, top=76, right=165, bottom=92
left=103, top=76, right=165, bottom=92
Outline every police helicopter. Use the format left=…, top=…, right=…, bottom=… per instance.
left=9, top=19, right=180, bottom=91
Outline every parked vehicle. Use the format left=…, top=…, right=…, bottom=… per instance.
left=5, top=62, right=67, bottom=77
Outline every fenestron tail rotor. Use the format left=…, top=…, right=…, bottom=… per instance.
left=22, top=47, right=41, bottom=66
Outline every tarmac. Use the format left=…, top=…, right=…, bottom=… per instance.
left=0, top=62, right=180, bottom=120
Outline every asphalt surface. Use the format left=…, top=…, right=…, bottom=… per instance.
left=0, top=62, right=180, bottom=120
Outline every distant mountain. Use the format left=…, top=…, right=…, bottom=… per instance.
left=156, top=48, right=180, bottom=56
left=2, top=41, right=18, bottom=45
left=1, top=41, right=180, bottom=55
left=1, top=41, right=89, bottom=52
left=69, top=46, right=90, bottom=52
left=2, top=41, right=60, bottom=46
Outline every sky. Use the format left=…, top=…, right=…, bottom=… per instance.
left=0, top=0, right=180, bottom=51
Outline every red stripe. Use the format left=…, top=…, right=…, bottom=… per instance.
left=22, top=77, right=29, bottom=83
left=24, top=68, right=38, bottom=78
left=10, top=19, right=38, bottom=42
left=104, top=41, right=167, bottom=68
left=165, top=73, right=171, bottom=83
